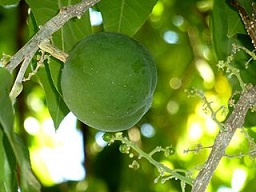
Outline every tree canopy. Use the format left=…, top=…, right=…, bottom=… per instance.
left=1, top=0, right=256, bottom=191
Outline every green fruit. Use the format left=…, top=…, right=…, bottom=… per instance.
left=61, top=32, right=157, bottom=132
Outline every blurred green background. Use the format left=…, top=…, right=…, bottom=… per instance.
left=1, top=0, right=256, bottom=191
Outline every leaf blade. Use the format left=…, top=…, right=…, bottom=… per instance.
left=0, top=0, right=19, bottom=6
left=27, top=0, right=92, bottom=92
left=36, top=62, right=70, bottom=128
left=0, top=119, right=17, bottom=192
left=0, top=67, right=40, bottom=192
left=0, top=67, right=13, bottom=135
left=26, top=0, right=93, bottom=127
left=97, top=0, right=158, bottom=36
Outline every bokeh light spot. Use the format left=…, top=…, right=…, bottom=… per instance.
left=195, top=59, right=215, bottom=88
left=205, top=117, right=218, bottom=135
left=231, top=168, right=247, bottom=191
left=217, top=186, right=233, bottom=192
left=169, top=77, right=182, bottom=89
left=89, top=8, right=103, bottom=26
left=172, top=15, right=184, bottom=27
left=42, top=118, right=55, bottom=136
left=31, top=113, right=85, bottom=185
left=167, top=100, right=179, bottom=115
left=141, top=123, right=156, bottom=138
left=24, top=117, right=40, bottom=135
left=215, top=76, right=231, bottom=96
left=26, top=87, right=45, bottom=112
left=95, top=131, right=108, bottom=147
left=188, top=122, right=202, bottom=140
left=152, top=92, right=165, bottom=108
left=151, top=1, right=164, bottom=17
left=163, top=30, right=179, bottom=44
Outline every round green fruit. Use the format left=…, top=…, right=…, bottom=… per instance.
left=61, top=32, right=157, bottom=132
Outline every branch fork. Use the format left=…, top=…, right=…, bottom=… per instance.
left=192, top=85, right=256, bottom=191
left=6, top=0, right=101, bottom=100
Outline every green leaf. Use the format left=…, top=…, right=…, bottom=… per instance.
left=0, top=0, right=19, bottom=6
left=211, top=1, right=247, bottom=58
left=49, top=11, right=92, bottom=93
left=0, top=126, right=17, bottom=192
left=0, top=67, right=41, bottom=192
left=26, top=0, right=92, bottom=91
left=14, top=135, right=41, bottom=192
left=26, top=0, right=93, bottom=127
left=37, top=62, right=70, bottom=128
left=0, top=68, right=16, bottom=192
left=226, top=0, right=250, bottom=38
left=211, top=0, right=233, bottom=60
left=227, top=11, right=246, bottom=38
left=28, top=13, right=70, bottom=129
left=0, top=67, right=13, bottom=134
left=97, top=0, right=158, bottom=36
left=212, top=0, right=256, bottom=59
left=212, top=0, right=255, bottom=67
left=211, top=0, right=256, bottom=115
left=26, top=0, right=92, bottom=52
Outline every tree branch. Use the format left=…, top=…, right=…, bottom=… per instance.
left=39, top=39, right=68, bottom=63
left=6, top=0, right=101, bottom=73
left=192, top=85, right=256, bottom=192
left=9, top=48, right=36, bottom=100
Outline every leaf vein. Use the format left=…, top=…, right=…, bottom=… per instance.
left=118, top=0, right=125, bottom=32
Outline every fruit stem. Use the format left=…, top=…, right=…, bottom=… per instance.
left=39, top=39, right=69, bottom=63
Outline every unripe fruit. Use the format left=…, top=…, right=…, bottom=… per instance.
left=61, top=32, right=157, bottom=132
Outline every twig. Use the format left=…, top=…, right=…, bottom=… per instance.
left=183, top=144, right=213, bottom=154
left=39, top=39, right=68, bottom=63
left=113, top=134, right=193, bottom=186
left=229, top=0, right=256, bottom=49
left=9, top=49, right=36, bottom=100
left=6, top=0, right=100, bottom=73
left=192, top=85, right=256, bottom=192
left=22, top=50, right=46, bottom=82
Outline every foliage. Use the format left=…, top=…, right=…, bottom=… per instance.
left=1, top=0, right=256, bottom=191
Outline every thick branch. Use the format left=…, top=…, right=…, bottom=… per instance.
left=6, top=0, right=101, bottom=72
left=192, top=86, right=256, bottom=192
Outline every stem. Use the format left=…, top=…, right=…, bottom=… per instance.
left=115, top=136, right=193, bottom=186
left=6, top=0, right=100, bottom=73
left=9, top=49, right=36, bottom=101
left=194, top=89, right=225, bottom=130
left=39, top=39, right=68, bottom=63
left=192, top=86, right=256, bottom=192
left=229, top=0, right=256, bottom=49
